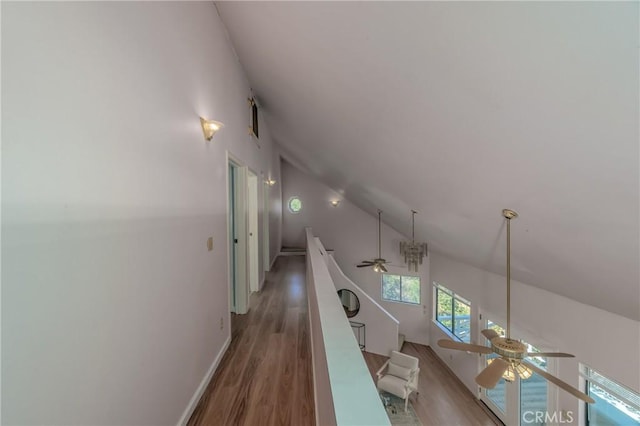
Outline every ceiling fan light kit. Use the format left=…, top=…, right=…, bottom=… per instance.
left=357, top=210, right=389, bottom=273
left=437, top=209, right=595, bottom=404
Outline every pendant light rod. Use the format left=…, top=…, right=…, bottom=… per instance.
left=411, top=210, right=417, bottom=242
left=378, top=210, right=382, bottom=259
left=507, top=215, right=511, bottom=340
left=503, top=209, right=518, bottom=341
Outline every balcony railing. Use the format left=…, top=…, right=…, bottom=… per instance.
left=305, top=228, right=390, bottom=426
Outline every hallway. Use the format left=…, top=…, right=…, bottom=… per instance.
left=188, top=256, right=314, bottom=425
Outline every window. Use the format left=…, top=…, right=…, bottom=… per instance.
left=581, top=365, right=640, bottom=425
left=288, top=196, right=302, bottom=213
left=434, top=283, right=470, bottom=343
left=381, top=274, right=420, bottom=304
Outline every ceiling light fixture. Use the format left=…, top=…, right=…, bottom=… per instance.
left=265, top=179, right=276, bottom=186
left=357, top=210, right=389, bottom=273
left=330, top=200, right=340, bottom=207
left=200, top=117, right=224, bottom=141
left=399, top=210, right=428, bottom=272
left=437, top=209, right=594, bottom=404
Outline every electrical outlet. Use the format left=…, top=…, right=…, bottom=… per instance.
left=207, top=237, right=213, bottom=251
left=220, top=317, right=224, bottom=330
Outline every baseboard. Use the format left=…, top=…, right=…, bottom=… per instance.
left=177, top=336, right=231, bottom=426
left=270, top=254, right=279, bottom=270
left=259, top=255, right=279, bottom=291
left=278, top=250, right=306, bottom=257
left=426, top=345, right=472, bottom=394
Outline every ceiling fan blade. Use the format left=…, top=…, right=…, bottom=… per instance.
left=359, top=260, right=374, bottom=264
left=379, top=264, right=388, bottom=273
left=437, top=339, right=493, bottom=354
left=522, top=360, right=594, bottom=404
left=527, top=352, right=575, bottom=358
left=357, top=263, right=373, bottom=268
left=481, top=329, right=500, bottom=340
left=475, top=357, right=510, bottom=389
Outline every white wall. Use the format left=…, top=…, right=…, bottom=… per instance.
left=326, top=253, right=399, bottom=357
left=268, top=148, right=283, bottom=271
left=429, top=252, right=640, bottom=422
left=2, top=3, right=281, bottom=425
left=281, top=160, right=430, bottom=345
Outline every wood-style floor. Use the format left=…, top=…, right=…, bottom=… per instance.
left=188, top=255, right=498, bottom=426
left=187, top=256, right=314, bottom=426
left=363, top=343, right=501, bottom=426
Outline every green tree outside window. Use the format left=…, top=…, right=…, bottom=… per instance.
left=381, top=274, right=420, bottom=305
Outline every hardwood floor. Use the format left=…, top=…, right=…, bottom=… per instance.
left=187, top=256, right=314, bottom=426
left=363, top=343, right=501, bottom=426
left=188, top=255, right=498, bottom=426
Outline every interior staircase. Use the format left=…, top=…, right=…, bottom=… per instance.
left=398, top=333, right=406, bottom=351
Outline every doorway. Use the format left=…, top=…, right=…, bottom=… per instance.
left=227, top=154, right=260, bottom=315
left=247, top=171, right=259, bottom=293
left=479, top=315, right=554, bottom=426
left=228, top=157, right=248, bottom=314
left=263, top=178, right=271, bottom=272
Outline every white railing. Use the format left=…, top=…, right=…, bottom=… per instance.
left=323, top=246, right=399, bottom=357
left=306, top=228, right=390, bottom=426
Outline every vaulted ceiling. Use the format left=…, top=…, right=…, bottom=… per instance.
left=216, top=2, right=639, bottom=321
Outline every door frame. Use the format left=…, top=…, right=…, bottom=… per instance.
left=247, top=170, right=259, bottom=293
left=262, top=175, right=271, bottom=273
left=227, top=152, right=249, bottom=315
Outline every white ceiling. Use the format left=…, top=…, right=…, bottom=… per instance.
left=216, top=2, right=639, bottom=321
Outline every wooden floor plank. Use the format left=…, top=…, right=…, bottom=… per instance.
left=187, top=256, right=315, bottom=426
left=363, top=343, right=501, bottom=426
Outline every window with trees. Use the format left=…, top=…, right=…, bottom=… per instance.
left=581, top=365, right=640, bottom=425
left=434, top=283, right=470, bottom=343
left=381, top=274, right=420, bottom=305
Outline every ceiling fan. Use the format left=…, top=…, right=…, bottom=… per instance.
left=437, top=209, right=594, bottom=404
left=357, top=210, right=389, bottom=273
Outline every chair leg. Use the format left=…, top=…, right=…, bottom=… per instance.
left=405, top=395, right=409, bottom=412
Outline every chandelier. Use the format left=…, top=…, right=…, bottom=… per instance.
left=399, top=210, right=428, bottom=272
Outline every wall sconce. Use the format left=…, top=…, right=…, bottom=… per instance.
left=200, top=117, right=224, bottom=141
left=330, top=200, right=340, bottom=207
left=265, top=179, right=276, bottom=186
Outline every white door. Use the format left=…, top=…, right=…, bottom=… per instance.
left=479, top=319, right=510, bottom=424
left=479, top=316, right=552, bottom=426
left=228, top=162, right=238, bottom=313
left=228, top=156, right=249, bottom=315
left=247, top=171, right=259, bottom=293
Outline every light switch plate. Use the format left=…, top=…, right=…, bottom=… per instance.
left=207, top=237, right=213, bottom=251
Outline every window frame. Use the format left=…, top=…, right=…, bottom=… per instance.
left=380, top=273, right=421, bottom=305
left=581, top=364, right=640, bottom=426
left=287, top=196, right=302, bottom=213
left=433, top=282, right=471, bottom=343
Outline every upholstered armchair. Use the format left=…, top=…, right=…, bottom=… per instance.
left=376, top=351, right=420, bottom=412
